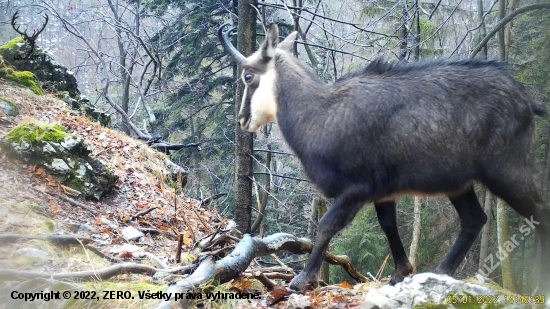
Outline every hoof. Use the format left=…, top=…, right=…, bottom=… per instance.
left=289, top=272, right=318, bottom=292
left=387, top=263, right=413, bottom=285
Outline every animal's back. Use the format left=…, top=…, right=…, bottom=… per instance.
left=302, top=60, right=538, bottom=200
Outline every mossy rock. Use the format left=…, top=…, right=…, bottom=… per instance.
left=0, top=66, right=14, bottom=78
left=1, top=123, right=117, bottom=200
left=0, top=61, right=45, bottom=95
left=0, top=37, right=25, bottom=60
left=84, top=106, right=111, bottom=127
left=5, top=71, right=45, bottom=95
left=5, top=123, right=74, bottom=145
left=0, top=97, right=19, bottom=116
left=0, top=37, right=79, bottom=96
left=59, top=92, right=111, bottom=127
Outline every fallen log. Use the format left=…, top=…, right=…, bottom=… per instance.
left=57, top=195, right=97, bottom=214
left=0, top=234, right=92, bottom=246
left=155, top=233, right=369, bottom=309
left=131, top=206, right=158, bottom=221
left=0, top=263, right=195, bottom=282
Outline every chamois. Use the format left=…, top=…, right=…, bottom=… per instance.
left=219, top=23, right=550, bottom=295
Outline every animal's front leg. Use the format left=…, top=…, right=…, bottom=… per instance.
left=290, top=188, right=369, bottom=291
left=374, top=200, right=413, bottom=284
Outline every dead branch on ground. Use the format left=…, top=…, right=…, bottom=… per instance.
left=154, top=233, right=369, bottom=309
left=0, top=263, right=194, bottom=282
left=0, top=234, right=91, bottom=246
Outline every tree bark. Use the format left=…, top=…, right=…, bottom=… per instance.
left=496, top=199, right=517, bottom=292
left=307, top=196, right=320, bottom=239
left=470, top=3, right=550, bottom=58
left=318, top=198, right=329, bottom=283
left=504, top=0, right=518, bottom=61
left=234, top=0, right=257, bottom=233
left=399, top=0, right=409, bottom=60
left=498, top=0, right=506, bottom=61
left=409, top=197, right=422, bottom=273
left=414, top=0, right=420, bottom=60
left=479, top=190, right=493, bottom=272
left=251, top=144, right=271, bottom=233
left=495, top=2, right=516, bottom=291
left=477, top=0, right=487, bottom=59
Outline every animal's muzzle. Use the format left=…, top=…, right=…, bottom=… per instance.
left=238, top=114, right=251, bottom=131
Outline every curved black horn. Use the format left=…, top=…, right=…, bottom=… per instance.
left=218, top=23, right=246, bottom=64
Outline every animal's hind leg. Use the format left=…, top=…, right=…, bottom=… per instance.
left=436, top=186, right=487, bottom=275
left=483, top=176, right=550, bottom=297
left=374, top=200, right=413, bottom=284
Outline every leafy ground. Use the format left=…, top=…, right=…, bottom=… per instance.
left=0, top=79, right=224, bottom=307
left=0, top=79, right=520, bottom=309
left=0, top=79, right=377, bottom=309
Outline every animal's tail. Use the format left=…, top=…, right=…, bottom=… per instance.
left=532, top=102, right=547, bottom=117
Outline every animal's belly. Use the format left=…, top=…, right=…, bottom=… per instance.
left=374, top=183, right=473, bottom=203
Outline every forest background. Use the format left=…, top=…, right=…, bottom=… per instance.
left=1, top=0, right=549, bottom=294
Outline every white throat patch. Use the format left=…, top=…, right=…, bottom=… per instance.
left=245, top=60, right=278, bottom=132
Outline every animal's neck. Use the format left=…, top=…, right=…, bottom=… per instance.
left=274, top=54, right=327, bottom=154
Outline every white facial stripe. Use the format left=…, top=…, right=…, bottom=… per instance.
left=247, top=60, right=277, bottom=132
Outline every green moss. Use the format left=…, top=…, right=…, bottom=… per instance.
left=6, top=123, right=74, bottom=144
left=0, top=97, right=19, bottom=116
left=68, top=170, right=90, bottom=193
left=0, top=67, right=13, bottom=77
left=45, top=221, right=54, bottom=232
left=6, top=71, right=45, bottom=95
left=0, top=97, right=17, bottom=109
left=0, top=37, right=25, bottom=53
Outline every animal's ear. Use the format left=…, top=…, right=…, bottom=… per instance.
left=262, top=24, right=279, bottom=59
left=278, top=31, right=297, bottom=52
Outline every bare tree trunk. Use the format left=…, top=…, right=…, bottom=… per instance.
left=307, top=196, right=329, bottom=282
left=414, top=0, right=420, bottom=60
left=251, top=144, right=271, bottom=233
left=477, top=0, right=487, bottom=59
left=498, top=0, right=506, bottom=61
left=496, top=0, right=516, bottom=292
left=471, top=3, right=550, bottom=58
left=479, top=190, right=493, bottom=271
left=504, top=0, right=518, bottom=61
left=496, top=199, right=517, bottom=292
left=409, top=196, right=422, bottom=273
left=399, top=0, right=409, bottom=60
left=307, top=196, right=320, bottom=239
left=234, top=0, right=257, bottom=233
left=318, top=198, right=329, bottom=283
left=292, top=0, right=302, bottom=56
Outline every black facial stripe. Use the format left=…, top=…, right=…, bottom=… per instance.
left=240, top=86, right=253, bottom=120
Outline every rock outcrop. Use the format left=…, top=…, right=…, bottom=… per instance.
left=0, top=97, right=19, bottom=116
left=0, top=38, right=79, bottom=96
left=361, top=273, right=526, bottom=309
left=0, top=39, right=110, bottom=126
left=0, top=123, right=117, bottom=200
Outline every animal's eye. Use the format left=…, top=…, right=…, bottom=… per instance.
left=244, top=73, right=254, bottom=83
